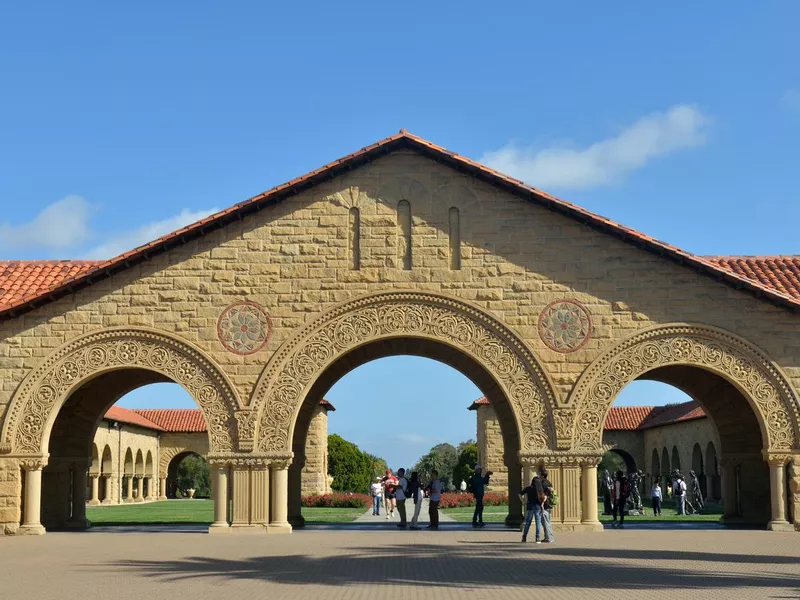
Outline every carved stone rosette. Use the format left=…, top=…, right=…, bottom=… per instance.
left=251, top=292, right=557, bottom=453
left=569, top=325, right=800, bottom=453
left=1, top=328, right=241, bottom=454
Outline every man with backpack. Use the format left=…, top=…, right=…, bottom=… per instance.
left=394, top=468, right=410, bottom=529
left=673, top=474, right=687, bottom=515
left=539, top=468, right=556, bottom=543
left=470, top=466, right=492, bottom=528
left=611, top=470, right=630, bottom=528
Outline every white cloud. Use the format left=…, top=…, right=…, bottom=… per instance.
left=0, top=195, right=93, bottom=252
left=780, top=90, right=800, bottom=113
left=84, top=207, right=219, bottom=259
left=480, top=104, right=710, bottom=190
left=393, top=433, right=430, bottom=445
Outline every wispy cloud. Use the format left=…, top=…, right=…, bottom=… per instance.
left=0, top=195, right=93, bottom=252
left=84, top=208, right=219, bottom=259
left=393, top=433, right=430, bottom=445
left=480, top=104, right=710, bottom=190
left=780, top=90, right=800, bottom=113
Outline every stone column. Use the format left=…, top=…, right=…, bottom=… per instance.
left=251, top=465, right=270, bottom=529
left=705, top=473, right=715, bottom=502
left=505, top=455, right=523, bottom=527
left=145, top=477, right=155, bottom=500
left=561, top=462, right=582, bottom=527
left=720, top=458, right=739, bottom=520
left=581, top=461, right=603, bottom=531
left=125, top=476, right=134, bottom=503
left=135, top=476, right=144, bottom=502
left=158, top=476, right=168, bottom=501
left=20, top=458, right=47, bottom=535
left=789, top=458, right=800, bottom=531
left=269, top=461, right=291, bottom=534
left=67, top=464, right=89, bottom=529
left=765, top=453, right=792, bottom=531
left=209, top=464, right=230, bottom=534
left=89, top=475, right=100, bottom=505
left=102, top=476, right=113, bottom=504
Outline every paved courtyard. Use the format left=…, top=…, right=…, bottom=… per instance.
left=0, top=526, right=797, bottom=600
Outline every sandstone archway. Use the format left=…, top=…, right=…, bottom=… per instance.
left=1, top=327, right=242, bottom=456
left=250, top=291, right=558, bottom=455
left=570, top=324, right=799, bottom=453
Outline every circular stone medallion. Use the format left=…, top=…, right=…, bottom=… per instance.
left=217, top=301, right=272, bottom=355
left=538, top=300, right=592, bottom=353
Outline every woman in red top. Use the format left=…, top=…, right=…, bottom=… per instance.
left=382, top=469, right=398, bottom=519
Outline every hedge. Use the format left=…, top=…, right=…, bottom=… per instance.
left=301, top=493, right=370, bottom=508
left=438, top=492, right=508, bottom=509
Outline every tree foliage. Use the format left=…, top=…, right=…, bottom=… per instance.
left=176, top=454, right=211, bottom=497
left=365, top=453, right=389, bottom=480
left=413, top=442, right=459, bottom=490
left=599, top=451, right=627, bottom=475
left=453, top=441, right=478, bottom=489
left=328, top=434, right=378, bottom=492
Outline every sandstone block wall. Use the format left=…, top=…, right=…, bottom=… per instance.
left=301, top=405, right=330, bottom=495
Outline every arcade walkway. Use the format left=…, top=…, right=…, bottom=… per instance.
left=1, top=528, right=797, bottom=599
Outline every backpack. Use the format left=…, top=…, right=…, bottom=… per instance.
left=620, top=479, right=630, bottom=499
left=549, top=489, right=559, bottom=507
left=675, top=481, right=684, bottom=496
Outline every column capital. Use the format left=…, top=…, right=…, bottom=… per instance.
left=18, top=456, right=48, bottom=471
left=519, top=451, right=602, bottom=468
left=762, top=451, right=791, bottom=467
left=207, top=452, right=293, bottom=468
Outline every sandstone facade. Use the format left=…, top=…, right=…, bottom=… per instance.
left=0, top=132, right=798, bottom=536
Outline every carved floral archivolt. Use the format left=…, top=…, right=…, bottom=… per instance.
left=251, top=292, right=558, bottom=453
left=570, top=325, right=800, bottom=452
left=2, top=328, right=240, bottom=454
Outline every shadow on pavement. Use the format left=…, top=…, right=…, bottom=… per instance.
left=102, top=542, right=800, bottom=592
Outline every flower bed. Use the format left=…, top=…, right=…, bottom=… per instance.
left=301, top=492, right=370, bottom=509
left=438, top=492, right=508, bottom=509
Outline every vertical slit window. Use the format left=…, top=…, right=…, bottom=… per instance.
left=398, top=200, right=412, bottom=270
left=349, top=207, right=361, bottom=270
left=449, top=207, right=461, bottom=270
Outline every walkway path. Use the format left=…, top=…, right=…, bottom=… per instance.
left=354, top=498, right=455, bottom=524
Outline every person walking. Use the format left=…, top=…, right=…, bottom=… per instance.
left=382, top=469, right=398, bottom=519
left=370, top=477, right=383, bottom=516
left=427, top=469, right=444, bottom=530
left=539, top=468, right=556, bottom=543
left=673, top=475, right=687, bottom=515
left=408, top=471, right=423, bottom=530
left=520, top=473, right=544, bottom=543
left=395, top=468, right=409, bottom=529
left=470, top=466, right=492, bottom=528
left=651, top=481, right=662, bottom=516
left=460, top=479, right=467, bottom=494
left=611, top=470, right=630, bottom=528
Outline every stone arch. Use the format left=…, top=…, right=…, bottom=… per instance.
left=250, top=291, right=558, bottom=454
left=609, top=447, right=637, bottom=473
left=145, top=451, right=154, bottom=477
left=101, top=445, right=113, bottom=475
left=134, top=450, right=144, bottom=476
left=672, top=446, right=682, bottom=473
left=651, top=448, right=660, bottom=478
left=159, top=442, right=208, bottom=478
left=90, top=444, right=100, bottom=476
left=123, top=448, right=134, bottom=476
left=0, top=327, right=242, bottom=455
left=661, top=447, right=670, bottom=479
left=570, top=324, right=800, bottom=453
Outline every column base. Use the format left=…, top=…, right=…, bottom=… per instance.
left=578, top=521, right=605, bottom=532
left=208, top=523, right=231, bottom=535
left=288, top=515, right=306, bottom=529
left=157, top=495, right=168, bottom=501
left=101, top=498, right=114, bottom=505
left=504, top=514, right=523, bottom=527
left=123, top=498, right=135, bottom=504
left=555, top=522, right=604, bottom=532
left=229, top=524, right=268, bottom=535
left=19, top=524, right=46, bottom=536
left=87, top=499, right=101, bottom=506
left=65, top=518, right=91, bottom=530
left=767, top=520, right=795, bottom=532
left=267, top=522, right=293, bottom=534
left=134, top=497, right=144, bottom=503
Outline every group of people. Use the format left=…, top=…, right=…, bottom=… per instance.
left=370, top=467, right=444, bottom=529
left=520, top=468, right=557, bottom=543
left=604, top=467, right=703, bottom=526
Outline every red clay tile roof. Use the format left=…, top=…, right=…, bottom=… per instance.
left=320, top=399, right=336, bottom=412
left=469, top=397, right=707, bottom=430
left=0, top=261, right=101, bottom=311
left=103, top=405, right=164, bottom=430
left=707, top=256, right=800, bottom=301
left=604, top=406, right=660, bottom=430
left=638, top=401, right=707, bottom=429
left=132, top=409, right=207, bottom=432
left=1, top=131, right=799, bottom=319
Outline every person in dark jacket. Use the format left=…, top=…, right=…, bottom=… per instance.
left=520, top=474, right=545, bottom=543
left=611, top=470, right=630, bottom=528
left=471, top=466, right=492, bottom=528
left=539, top=468, right=555, bottom=543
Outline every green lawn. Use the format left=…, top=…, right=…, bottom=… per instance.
left=86, top=500, right=364, bottom=525
left=442, top=506, right=507, bottom=523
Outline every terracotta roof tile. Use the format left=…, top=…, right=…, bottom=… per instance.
left=133, top=409, right=207, bottom=432
left=467, top=396, right=490, bottom=410
left=103, top=405, right=164, bottom=430
left=604, top=406, right=660, bottom=430
left=707, top=256, right=800, bottom=301
left=2, top=132, right=799, bottom=318
left=639, top=401, right=707, bottom=429
left=0, top=261, right=101, bottom=311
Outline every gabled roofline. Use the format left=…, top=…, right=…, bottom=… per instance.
left=2, top=129, right=799, bottom=321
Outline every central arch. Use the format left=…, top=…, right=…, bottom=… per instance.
left=251, top=291, right=558, bottom=455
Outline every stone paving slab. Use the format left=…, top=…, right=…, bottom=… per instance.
left=355, top=498, right=455, bottom=524
left=0, top=528, right=798, bottom=600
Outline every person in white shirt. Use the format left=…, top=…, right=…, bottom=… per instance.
left=673, top=475, right=687, bottom=515
left=394, top=468, right=409, bottom=528
left=370, top=477, right=383, bottom=516
left=427, top=470, right=444, bottom=530
left=409, top=471, right=424, bottom=530
left=651, top=481, right=662, bottom=516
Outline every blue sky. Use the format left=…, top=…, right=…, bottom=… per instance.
left=2, top=2, right=796, bottom=468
